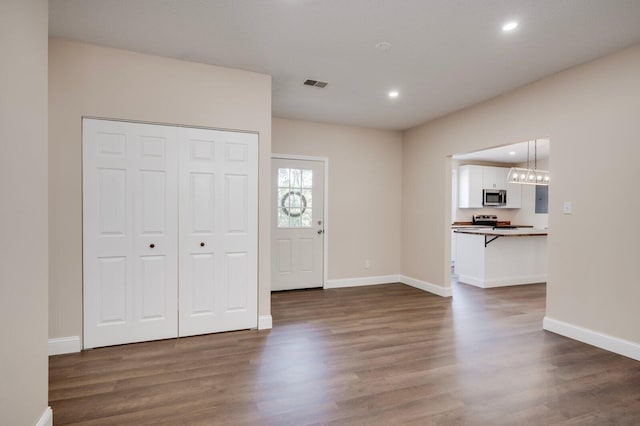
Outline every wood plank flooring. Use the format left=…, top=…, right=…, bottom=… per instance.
left=49, top=283, right=640, bottom=425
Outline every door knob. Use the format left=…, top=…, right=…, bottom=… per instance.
left=200, top=242, right=205, bottom=247
left=149, top=243, right=155, bottom=248
left=317, top=229, right=324, bottom=235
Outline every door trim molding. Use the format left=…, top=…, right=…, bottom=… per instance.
left=258, top=315, right=273, bottom=330
left=271, top=154, right=329, bottom=289
left=82, top=115, right=259, bottom=136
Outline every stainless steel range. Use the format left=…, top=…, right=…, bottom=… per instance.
left=472, top=214, right=498, bottom=226
left=472, top=214, right=518, bottom=229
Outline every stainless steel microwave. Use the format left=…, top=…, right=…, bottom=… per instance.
left=483, top=189, right=507, bottom=206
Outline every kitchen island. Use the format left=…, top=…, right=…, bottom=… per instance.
left=454, top=228, right=547, bottom=288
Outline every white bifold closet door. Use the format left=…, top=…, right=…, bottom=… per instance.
left=83, top=119, right=179, bottom=349
left=83, top=118, right=257, bottom=349
left=177, top=127, right=258, bottom=336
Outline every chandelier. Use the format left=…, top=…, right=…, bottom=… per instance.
left=507, top=140, right=550, bottom=185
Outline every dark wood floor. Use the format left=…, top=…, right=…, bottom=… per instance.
left=49, top=282, right=640, bottom=425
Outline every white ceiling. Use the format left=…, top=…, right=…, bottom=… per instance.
left=49, top=0, right=640, bottom=130
left=453, top=139, right=549, bottom=164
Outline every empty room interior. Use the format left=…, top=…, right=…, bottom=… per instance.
left=3, top=1, right=640, bottom=425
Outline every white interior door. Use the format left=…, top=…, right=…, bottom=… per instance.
left=271, top=158, right=325, bottom=291
left=178, top=128, right=258, bottom=336
left=83, top=119, right=178, bottom=349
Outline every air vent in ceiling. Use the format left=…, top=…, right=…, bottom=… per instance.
left=304, top=79, right=328, bottom=88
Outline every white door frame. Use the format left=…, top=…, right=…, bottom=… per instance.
left=271, top=154, right=329, bottom=288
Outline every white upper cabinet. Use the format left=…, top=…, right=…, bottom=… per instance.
left=483, top=166, right=508, bottom=190
left=458, top=165, right=483, bottom=208
left=458, top=164, right=521, bottom=209
left=484, top=166, right=521, bottom=208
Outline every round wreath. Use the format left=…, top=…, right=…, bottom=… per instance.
left=281, top=190, right=307, bottom=217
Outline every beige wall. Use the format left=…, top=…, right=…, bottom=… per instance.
left=273, top=117, right=403, bottom=280
left=0, top=0, right=49, bottom=424
left=49, top=39, right=272, bottom=340
left=403, top=44, right=640, bottom=343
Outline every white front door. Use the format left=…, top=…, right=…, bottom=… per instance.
left=178, top=128, right=258, bottom=336
left=271, top=158, right=325, bottom=291
left=83, top=119, right=179, bottom=349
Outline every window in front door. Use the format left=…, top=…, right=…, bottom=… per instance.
left=277, top=168, right=313, bottom=228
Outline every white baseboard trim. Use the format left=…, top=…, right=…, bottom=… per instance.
left=458, top=274, right=546, bottom=288
left=543, top=316, right=640, bottom=362
left=324, top=274, right=401, bottom=289
left=258, top=315, right=273, bottom=330
left=36, top=406, right=53, bottom=426
left=323, top=274, right=452, bottom=298
left=399, top=275, right=452, bottom=298
left=48, top=336, right=81, bottom=355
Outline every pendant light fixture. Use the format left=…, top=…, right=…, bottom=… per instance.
left=507, top=139, right=550, bottom=185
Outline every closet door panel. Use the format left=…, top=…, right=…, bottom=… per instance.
left=190, top=253, right=216, bottom=315
left=217, top=133, right=258, bottom=330
left=190, top=172, right=216, bottom=233
left=83, top=119, right=178, bottom=349
left=179, top=128, right=220, bottom=336
left=179, top=128, right=258, bottom=336
left=96, top=168, right=127, bottom=237
left=224, top=252, right=249, bottom=312
left=131, top=123, right=179, bottom=342
left=96, top=256, right=127, bottom=324
left=139, top=255, right=168, bottom=320
left=224, top=174, right=248, bottom=234
left=138, top=170, right=166, bottom=234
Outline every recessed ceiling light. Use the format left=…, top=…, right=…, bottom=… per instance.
left=375, top=42, right=392, bottom=51
left=502, top=21, right=519, bottom=32
left=509, top=151, right=516, bottom=156
left=388, top=90, right=399, bottom=98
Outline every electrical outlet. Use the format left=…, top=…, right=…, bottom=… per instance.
left=364, top=259, right=371, bottom=269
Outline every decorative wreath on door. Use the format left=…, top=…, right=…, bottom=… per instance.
left=281, top=190, right=307, bottom=217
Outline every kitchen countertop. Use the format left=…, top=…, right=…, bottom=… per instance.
left=454, top=228, right=547, bottom=237
left=451, top=223, right=534, bottom=229
left=455, top=228, right=547, bottom=287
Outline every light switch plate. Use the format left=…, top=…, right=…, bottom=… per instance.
left=563, top=201, right=572, bottom=214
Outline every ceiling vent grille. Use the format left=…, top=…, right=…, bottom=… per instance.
left=304, top=79, right=328, bottom=88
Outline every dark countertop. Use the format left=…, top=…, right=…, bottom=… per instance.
left=454, top=228, right=547, bottom=237
left=451, top=222, right=534, bottom=229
